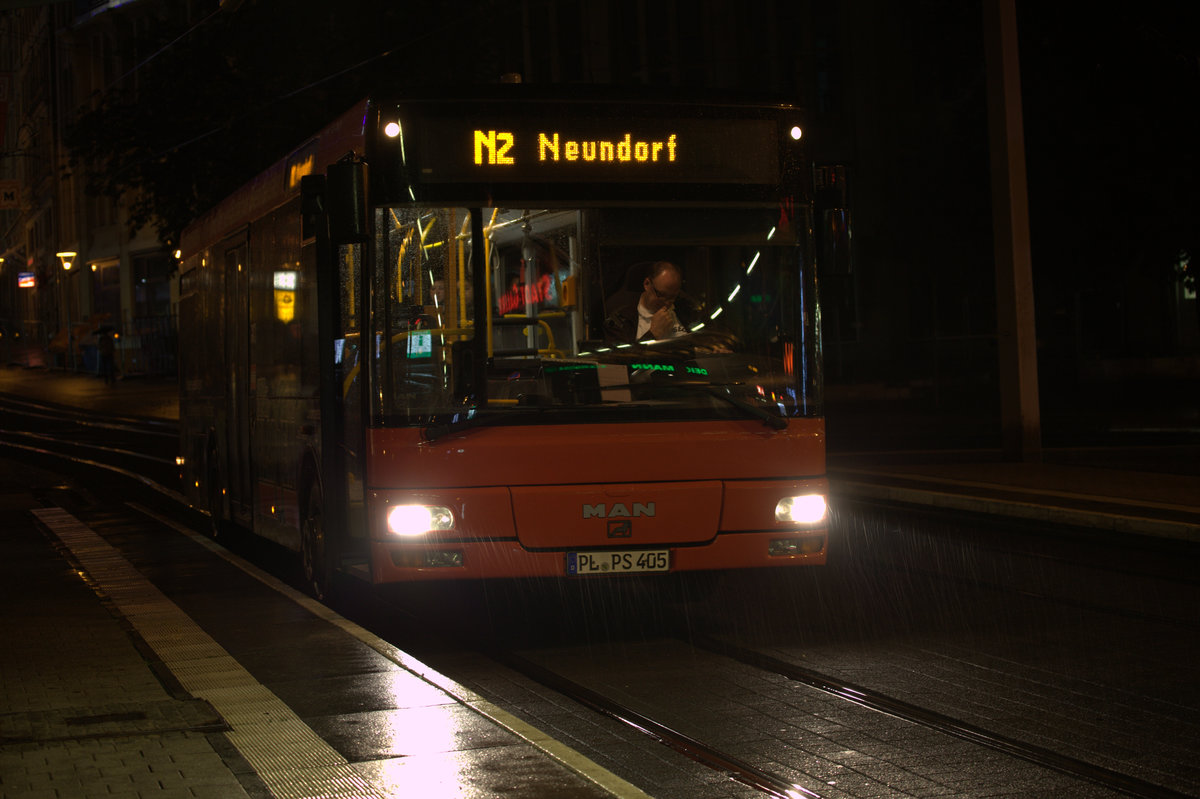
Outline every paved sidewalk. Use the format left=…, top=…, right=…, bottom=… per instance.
left=1, top=470, right=630, bottom=799
left=0, top=462, right=254, bottom=798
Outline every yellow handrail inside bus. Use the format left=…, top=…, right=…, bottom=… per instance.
left=391, top=327, right=471, bottom=344
left=484, top=208, right=499, bottom=356
left=394, top=226, right=414, bottom=302
left=500, top=315, right=559, bottom=355
left=458, top=215, right=471, bottom=326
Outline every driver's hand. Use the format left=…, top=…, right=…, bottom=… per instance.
left=650, top=306, right=679, bottom=339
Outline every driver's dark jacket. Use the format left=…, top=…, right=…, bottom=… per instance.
left=603, top=290, right=699, bottom=344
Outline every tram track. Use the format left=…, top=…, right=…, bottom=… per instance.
left=0, top=393, right=180, bottom=490
left=490, top=648, right=820, bottom=799
left=0, top=392, right=177, bottom=435
left=466, top=627, right=1189, bottom=799
left=684, top=634, right=1190, bottom=799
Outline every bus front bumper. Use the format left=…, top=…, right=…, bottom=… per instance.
left=368, top=529, right=827, bottom=582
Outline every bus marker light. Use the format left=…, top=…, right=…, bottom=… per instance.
left=387, top=504, right=454, bottom=536
left=775, top=494, right=827, bottom=524
left=424, top=550, right=463, bottom=568
left=769, top=536, right=825, bottom=557
left=390, top=550, right=463, bottom=568
left=769, top=538, right=800, bottom=556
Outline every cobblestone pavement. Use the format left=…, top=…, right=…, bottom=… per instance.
left=0, top=467, right=253, bottom=798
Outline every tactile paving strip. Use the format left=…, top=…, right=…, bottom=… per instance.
left=132, top=504, right=657, bottom=799
left=33, top=507, right=384, bottom=799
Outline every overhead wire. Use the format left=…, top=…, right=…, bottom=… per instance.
left=105, top=15, right=462, bottom=171
left=105, top=6, right=224, bottom=94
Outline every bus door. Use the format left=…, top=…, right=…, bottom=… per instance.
left=224, top=242, right=253, bottom=525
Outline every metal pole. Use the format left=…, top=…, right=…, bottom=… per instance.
left=984, top=0, right=1042, bottom=461
left=57, top=269, right=65, bottom=369
left=65, top=273, right=72, bottom=371
left=56, top=252, right=76, bottom=371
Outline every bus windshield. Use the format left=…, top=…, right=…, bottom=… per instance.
left=369, top=204, right=819, bottom=429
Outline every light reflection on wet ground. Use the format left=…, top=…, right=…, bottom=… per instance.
left=354, top=744, right=616, bottom=799
left=385, top=504, right=1200, bottom=798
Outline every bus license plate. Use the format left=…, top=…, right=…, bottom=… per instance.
left=567, top=549, right=670, bottom=576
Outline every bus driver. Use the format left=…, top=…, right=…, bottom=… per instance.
left=604, top=261, right=693, bottom=343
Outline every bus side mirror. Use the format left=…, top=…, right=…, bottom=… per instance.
left=300, top=175, right=325, bottom=240
left=326, top=160, right=368, bottom=245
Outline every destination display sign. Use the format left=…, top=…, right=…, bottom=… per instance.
left=406, top=116, right=782, bottom=185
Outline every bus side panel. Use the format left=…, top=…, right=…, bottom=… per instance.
left=222, top=238, right=252, bottom=526
left=177, top=99, right=367, bottom=556
left=248, top=198, right=315, bottom=550
left=178, top=250, right=228, bottom=513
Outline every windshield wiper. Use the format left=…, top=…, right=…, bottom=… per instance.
left=646, top=381, right=787, bottom=430
left=699, top=384, right=788, bottom=430
left=561, top=377, right=789, bottom=430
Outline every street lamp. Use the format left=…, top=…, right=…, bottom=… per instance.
left=56, top=251, right=76, bottom=370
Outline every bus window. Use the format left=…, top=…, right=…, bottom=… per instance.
left=374, top=207, right=475, bottom=419
left=370, top=204, right=819, bottom=426
left=488, top=210, right=579, bottom=364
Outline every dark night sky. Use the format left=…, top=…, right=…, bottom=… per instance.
left=1017, top=2, right=1199, bottom=351
left=831, top=1, right=1198, bottom=385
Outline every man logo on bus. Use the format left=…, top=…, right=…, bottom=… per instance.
left=607, top=519, right=632, bottom=538
left=582, top=503, right=656, bottom=519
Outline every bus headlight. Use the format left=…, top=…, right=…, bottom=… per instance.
left=775, top=494, right=827, bottom=524
left=387, top=504, right=454, bottom=536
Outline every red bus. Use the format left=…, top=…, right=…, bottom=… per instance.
left=178, top=88, right=827, bottom=597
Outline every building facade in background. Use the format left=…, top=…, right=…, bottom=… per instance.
left=0, top=0, right=186, bottom=375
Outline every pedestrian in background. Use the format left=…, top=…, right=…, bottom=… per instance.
left=97, top=330, right=117, bottom=385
